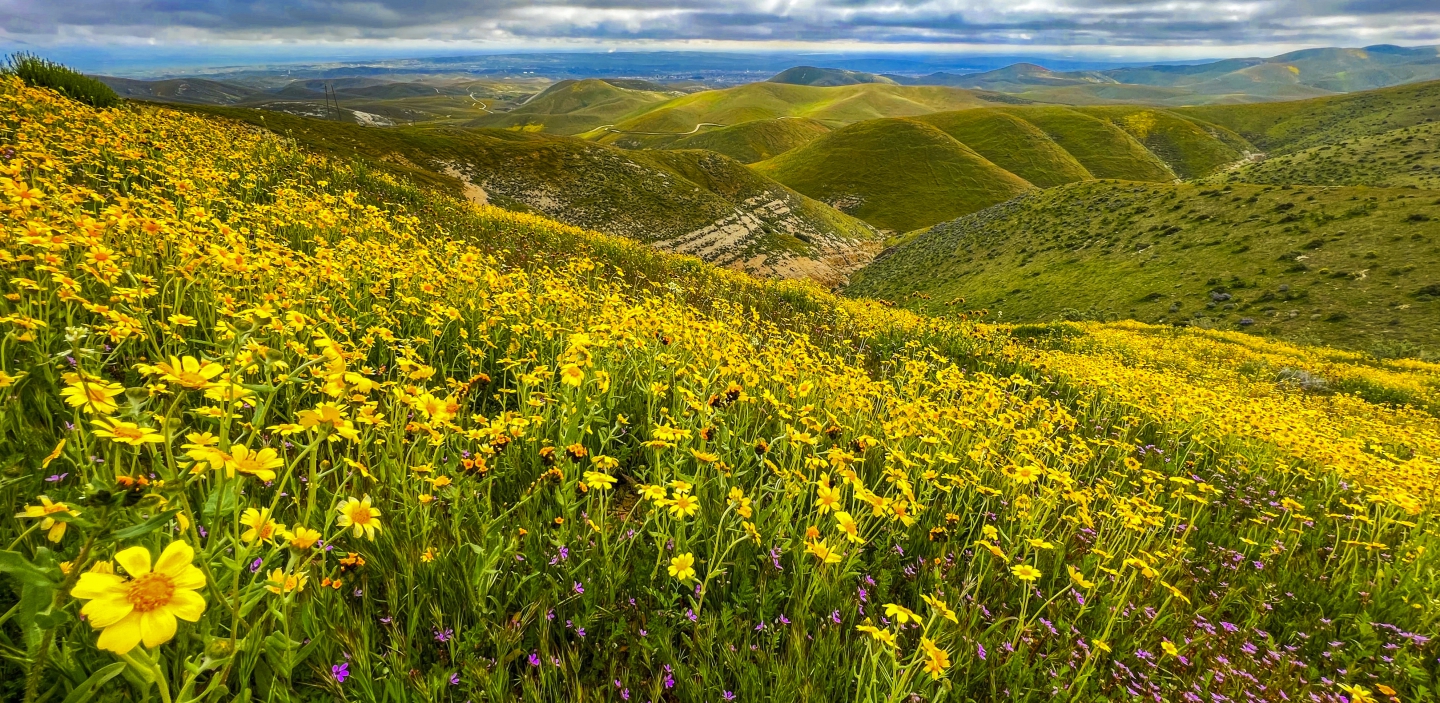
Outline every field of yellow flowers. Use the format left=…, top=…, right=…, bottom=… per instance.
left=1, top=75, right=1437, bottom=702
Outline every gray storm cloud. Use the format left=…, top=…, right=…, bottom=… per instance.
left=1, top=0, right=1437, bottom=47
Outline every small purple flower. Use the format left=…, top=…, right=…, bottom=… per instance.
left=45, top=473, right=67, bottom=483
left=332, top=663, right=350, bottom=683
left=687, top=609, right=698, bottom=622
left=434, top=627, right=454, bottom=643
left=449, top=673, right=459, bottom=685
left=831, top=610, right=841, bottom=624
left=573, top=581, right=584, bottom=595
left=528, top=652, right=541, bottom=667
left=723, top=691, right=736, bottom=701
left=249, top=558, right=263, bottom=573
left=977, top=643, right=987, bottom=661
left=778, top=614, right=790, bottom=625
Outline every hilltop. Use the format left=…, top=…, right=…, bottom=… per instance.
left=752, top=118, right=1035, bottom=233
left=178, top=105, right=877, bottom=283
left=846, top=180, right=1440, bottom=354
left=585, top=81, right=1004, bottom=150
left=666, top=117, right=832, bottom=163
left=464, top=78, right=676, bottom=134
left=767, top=66, right=897, bottom=87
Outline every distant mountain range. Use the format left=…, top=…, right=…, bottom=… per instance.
left=770, top=45, right=1440, bottom=105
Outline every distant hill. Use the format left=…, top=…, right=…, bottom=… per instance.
left=586, top=82, right=1003, bottom=150
left=667, top=117, right=832, bottom=163
left=768, top=66, right=897, bottom=87
left=466, top=78, right=675, bottom=134
left=752, top=118, right=1035, bottom=233
left=846, top=180, right=1440, bottom=353
left=895, top=45, right=1440, bottom=105
left=98, top=76, right=263, bottom=105
left=176, top=105, right=877, bottom=284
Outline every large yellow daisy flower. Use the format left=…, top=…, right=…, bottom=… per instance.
left=336, top=495, right=382, bottom=540
left=71, top=541, right=206, bottom=654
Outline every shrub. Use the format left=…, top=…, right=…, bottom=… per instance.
left=2, top=52, right=119, bottom=108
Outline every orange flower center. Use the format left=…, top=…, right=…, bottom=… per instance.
left=85, top=387, right=111, bottom=402
left=349, top=506, right=373, bottom=525
left=112, top=425, right=144, bottom=440
left=126, top=572, right=176, bottom=612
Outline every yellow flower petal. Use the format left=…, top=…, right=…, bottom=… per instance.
left=153, top=540, right=195, bottom=578
left=139, top=609, right=177, bottom=649
left=113, top=546, right=152, bottom=577
left=169, top=564, right=206, bottom=591
left=95, top=612, right=143, bottom=654
left=80, top=594, right=133, bottom=628
left=71, top=572, right=124, bottom=600
left=168, top=589, right=207, bottom=622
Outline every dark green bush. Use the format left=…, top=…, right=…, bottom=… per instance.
left=3, top=52, right=119, bottom=108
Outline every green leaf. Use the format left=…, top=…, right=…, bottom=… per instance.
left=0, top=550, right=59, bottom=587
left=33, top=606, right=72, bottom=628
left=111, top=508, right=181, bottom=540
left=60, top=662, right=127, bottom=703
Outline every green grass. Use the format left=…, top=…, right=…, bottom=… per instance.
left=846, top=180, right=1440, bottom=354
left=1174, top=78, right=1440, bottom=155
left=752, top=118, right=1034, bottom=233
left=586, top=82, right=1001, bottom=149
left=171, top=104, right=875, bottom=277
left=914, top=109, right=1093, bottom=187
left=1218, top=122, right=1440, bottom=189
left=1070, top=106, right=1250, bottom=179
left=5, top=53, right=118, bottom=108
left=766, top=66, right=897, bottom=87
left=467, top=78, right=674, bottom=135
left=666, top=117, right=831, bottom=163
left=995, top=106, right=1177, bottom=181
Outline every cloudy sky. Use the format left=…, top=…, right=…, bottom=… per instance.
left=3, top=1, right=1438, bottom=68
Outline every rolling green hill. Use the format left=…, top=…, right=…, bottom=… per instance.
left=667, top=117, right=831, bottom=163
left=466, top=78, right=675, bottom=134
left=1217, top=122, right=1440, bottom=189
left=752, top=118, right=1034, bottom=233
left=1174, top=79, right=1440, bottom=155
left=994, top=106, right=1177, bottom=181
left=914, top=109, right=1093, bottom=187
left=767, top=66, right=897, bottom=87
left=846, top=180, right=1440, bottom=353
left=1071, top=106, right=1250, bottom=179
left=174, top=105, right=876, bottom=283
left=586, top=82, right=1002, bottom=150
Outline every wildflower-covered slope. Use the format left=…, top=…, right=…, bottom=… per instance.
left=2, top=77, right=1438, bottom=703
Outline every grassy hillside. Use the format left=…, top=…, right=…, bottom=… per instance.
left=588, top=82, right=1000, bottom=149
left=995, top=106, right=1177, bottom=181
left=174, top=104, right=875, bottom=282
left=466, top=78, right=674, bottom=134
left=1218, top=121, right=1440, bottom=189
left=848, top=180, right=1440, bottom=354
left=767, top=66, right=896, bottom=87
left=667, top=117, right=831, bottom=163
left=1175, top=79, right=1440, bottom=154
left=752, top=118, right=1034, bottom=233
left=6, top=75, right=1440, bottom=703
left=915, top=109, right=1093, bottom=187
left=1072, top=106, right=1250, bottom=179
